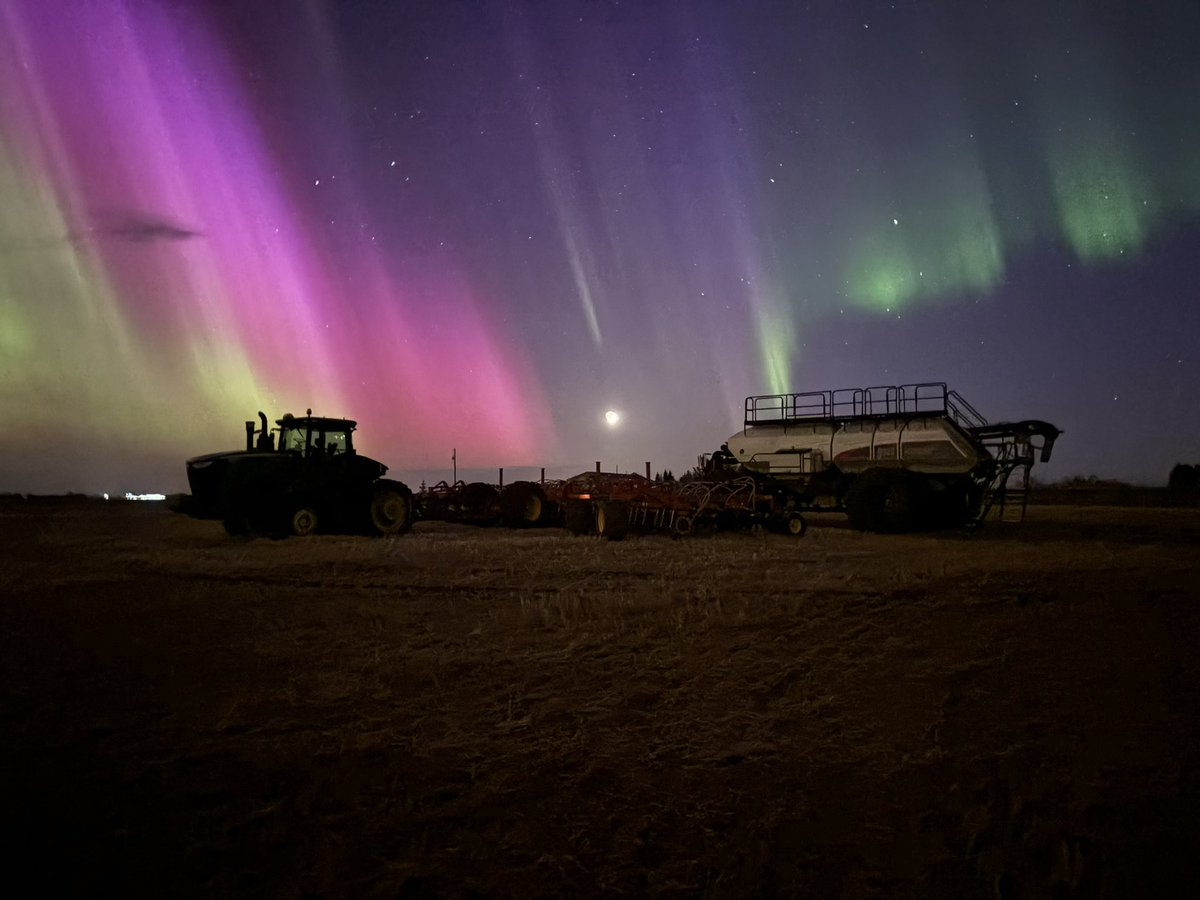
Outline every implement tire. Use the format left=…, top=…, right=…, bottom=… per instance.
left=846, top=470, right=929, bottom=533
left=781, top=513, right=807, bottom=537
left=501, top=481, right=546, bottom=527
left=459, top=482, right=500, bottom=525
left=564, top=502, right=594, bottom=535
left=595, top=501, right=629, bottom=541
left=879, top=473, right=931, bottom=533
left=844, top=477, right=883, bottom=532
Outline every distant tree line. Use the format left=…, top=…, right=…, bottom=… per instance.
left=1169, top=464, right=1200, bottom=492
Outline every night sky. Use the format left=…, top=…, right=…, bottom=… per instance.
left=2, top=0, right=1197, bottom=494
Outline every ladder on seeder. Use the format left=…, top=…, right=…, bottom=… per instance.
left=975, top=432, right=1037, bottom=523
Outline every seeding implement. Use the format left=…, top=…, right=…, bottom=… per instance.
left=185, top=382, right=1058, bottom=539
left=411, top=469, right=806, bottom=540
left=716, top=381, right=1060, bottom=531
left=415, top=479, right=560, bottom=528
left=555, top=471, right=806, bottom=541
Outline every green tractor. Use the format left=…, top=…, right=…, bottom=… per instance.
left=185, top=410, right=413, bottom=538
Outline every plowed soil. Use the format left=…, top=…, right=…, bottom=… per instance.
left=1, top=496, right=1198, bottom=897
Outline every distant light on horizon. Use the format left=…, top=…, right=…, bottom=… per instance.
left=124, top=492, right=167, bottom=502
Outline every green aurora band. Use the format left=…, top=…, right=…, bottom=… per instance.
left=757, top=4, right=1200, bottom=390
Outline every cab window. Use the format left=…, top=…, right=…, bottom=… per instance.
left=322, top=430, right=349, bottom=455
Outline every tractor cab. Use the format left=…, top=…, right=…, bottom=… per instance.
left=274, top=413, right=357, bottom=459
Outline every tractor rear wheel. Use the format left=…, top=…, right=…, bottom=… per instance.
left=369, top=484, right=413, bottom=535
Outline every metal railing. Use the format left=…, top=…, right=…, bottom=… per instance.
left=744, top=382, right=978, bottom=427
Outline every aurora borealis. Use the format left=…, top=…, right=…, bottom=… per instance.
left=1, top=0, right=1198, bottom=494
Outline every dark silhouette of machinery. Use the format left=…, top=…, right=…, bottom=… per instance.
left=184, top=382, right=1060, bottom=540
left=712, top=382, right=1060, bottom=532
left=555, top=470, right=806, bottom=541
left=185, top=410, right=413, bottom=537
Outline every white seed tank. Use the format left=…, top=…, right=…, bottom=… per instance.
left=730, top=412, right=982, bottom=478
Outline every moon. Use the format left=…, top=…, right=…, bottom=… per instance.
left=604, top=409, right=621, bottom=427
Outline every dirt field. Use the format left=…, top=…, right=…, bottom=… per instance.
left=1, top=496, right=1198, bottom=898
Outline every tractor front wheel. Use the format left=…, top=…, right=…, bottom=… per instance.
left=290, top=506, right=319, bottom=537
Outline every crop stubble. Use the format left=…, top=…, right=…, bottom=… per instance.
left=0, top=497, right=1198, bottom=897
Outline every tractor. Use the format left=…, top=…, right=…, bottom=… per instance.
left=185, top=410, right=413, bottom=538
